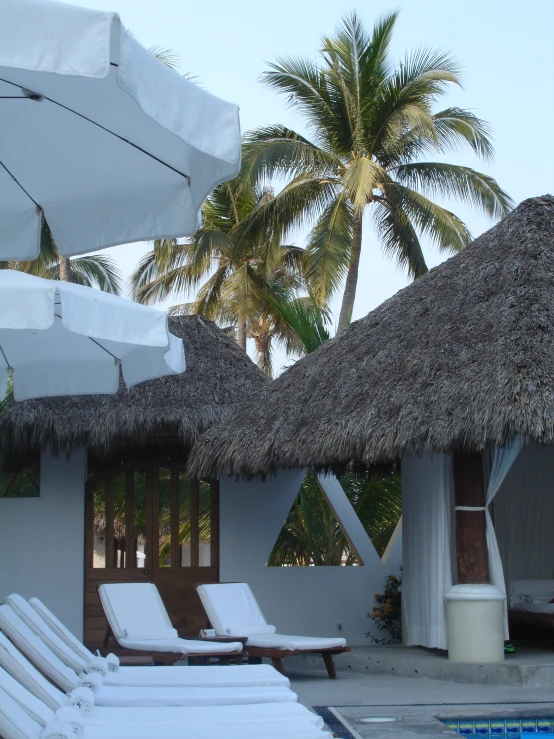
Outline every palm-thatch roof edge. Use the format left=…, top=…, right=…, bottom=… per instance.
left=188, top=195, right=554, bottom=480
left=0, top=316, right=268, bottom=464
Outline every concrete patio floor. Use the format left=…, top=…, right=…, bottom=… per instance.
left=291, top=642, right=554, bottom=686
left=286, top=644, right=554, bottom=738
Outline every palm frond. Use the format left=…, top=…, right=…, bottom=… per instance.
left=243, top=126, right=340, bottom=181
left=341, top=156, right=385, bottom=214
left=147, top=45, right=181, bottom=70
left=70, top=255, right=122, bottom=294
left=392, top=162, right=514, bottom=219
left=372, top=196, right=428, bottom=278
left=267, top=293, right=332, bottom=356
left=305, top=193, right=354, bottom=302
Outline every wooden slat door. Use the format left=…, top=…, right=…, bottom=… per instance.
left=84, top=460, right=219, bottom=652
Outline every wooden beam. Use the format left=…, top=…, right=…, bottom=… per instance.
left=190, top=479, right=199, bottom=568
left=171, top=469, right=180, bottom=568
left=84, top=482, right=94, bottom=570
left=144, top=466, right=154, bottom=576
left=453, top=449, right=489, bottom=584
left=210, top=480, right=220, bottom=569
left=151, top=466, right=160, bottom=571
left=105, top=477, right=115, bottom=569
left=125, top=471, right=134, bottom=568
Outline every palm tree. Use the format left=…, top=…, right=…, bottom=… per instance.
left=243, top=12, right=513, bottom=332
left=131, top=180, right=308, bottom=375
left=1, top=222, right=122, bottom=293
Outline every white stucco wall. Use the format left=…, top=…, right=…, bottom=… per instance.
left=0, top=448, right=85, bottom=638
left=219, top=470, right=402, bottom=646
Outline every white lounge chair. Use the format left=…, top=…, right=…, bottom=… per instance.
left=0, top=606, right=297, bottom=707
left=5, top=594, right=288, bottom=688
left=197, top=582, right=350, bottom=678
left=0, top=666, right=331, bottom=739
left=0, top=633, right=324, bottom=731
left=97, top=583, right=242, bottom=664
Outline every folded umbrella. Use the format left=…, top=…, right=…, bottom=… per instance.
left=0, top=0, right=241, bottom=260
left=0, top=270, right=186, bottom=401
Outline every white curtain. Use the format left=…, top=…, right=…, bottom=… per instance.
left=494, top=444, right=554, bottom=584
left=484, top=439, right=523, bottom=637
left=402, top=454, right=453, bottom=650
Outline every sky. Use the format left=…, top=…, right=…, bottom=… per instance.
left=76, top=0, right=554, bottom=373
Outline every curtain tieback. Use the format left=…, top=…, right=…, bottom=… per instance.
left=454, top=506, right=487, bottom=511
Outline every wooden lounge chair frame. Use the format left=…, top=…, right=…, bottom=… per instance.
left=245, top=645, right=350, bottom=679
left=101, top=623, right=244, bottom=666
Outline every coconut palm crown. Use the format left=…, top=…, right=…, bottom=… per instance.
left=243, top=11, right=513, bottom=331
left=131, top=180, right=310, bottom=376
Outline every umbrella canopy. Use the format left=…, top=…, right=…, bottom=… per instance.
left=0, top=0, right=241, bottom=260
left=188, top=195, right=554, bottom=479
left=0, top=270, right=186, bottom=401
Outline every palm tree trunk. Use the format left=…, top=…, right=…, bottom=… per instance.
left=254, top=333, right=272, bottom=377
left=236, top=318, right=247, bottom=351
left=59, top=256, right=74, bottom=283
left=337, top=213, right=363, bottom=334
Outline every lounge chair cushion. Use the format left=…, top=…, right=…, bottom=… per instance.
left=0, top=688, right=42, bottom=739
left=103, top=663, right=290, bottom=688
left=0, top=606, right=78, bottom=692
left=197, top=583, right=347, bottom=648
left=28, top=599, right=95, bottom=664
left=244, top=633, right=347, bottom=650
left=4, top=595, right=88, bottom=675
left=0, top=633, right=65, bottom=712
left=99, top=582, right=241, bottom=653
left=0, top=665, right=55, bottom=726
left=98, top=583, right=175, bottom=641
left=91, top=684, right=298, bottom=707
left=116, top=636, right=241, bottom=654
left=81, top=701, right=323, bottom=728
left=197, top=583, right=276, bottom=635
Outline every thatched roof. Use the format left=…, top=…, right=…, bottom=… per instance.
left=188, top=196, right=554, bottom=479
left=0, top=316, right=267, bottom=464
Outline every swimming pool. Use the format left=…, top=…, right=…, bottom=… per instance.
left=443, top=717, right=554, bottom=735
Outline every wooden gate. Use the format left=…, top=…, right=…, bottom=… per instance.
left=84, top=460, right=219, bottom=651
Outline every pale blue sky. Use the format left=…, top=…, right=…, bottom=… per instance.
left=77, top=0, right=554, bottom=373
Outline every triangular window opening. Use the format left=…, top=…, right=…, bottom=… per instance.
left=266, top=469, right=402, bottom=567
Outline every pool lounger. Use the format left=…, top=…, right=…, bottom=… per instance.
left=0, top=606, right=297, bottom=707
left=0, top=674, right=333, bottom=739
left=0, top=633, right=324, bottom=730
left=5, top=594, right=288, bottom=688
left=98, top=582, right=243, bottom=663
left=197, top=582, right=350, bottom=678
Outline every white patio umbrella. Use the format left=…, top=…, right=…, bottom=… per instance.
left=0, top=270, right=186, bottom=401
left=0, top=0, right=241, bottom=260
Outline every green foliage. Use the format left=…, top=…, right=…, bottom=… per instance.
left=367, top=570, right=402, bottom=644
left=267, top=469, right=401, bottom=566
left=131, top=179, right=315, bottom=376
left=0, top=466, right=40, bottom=498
